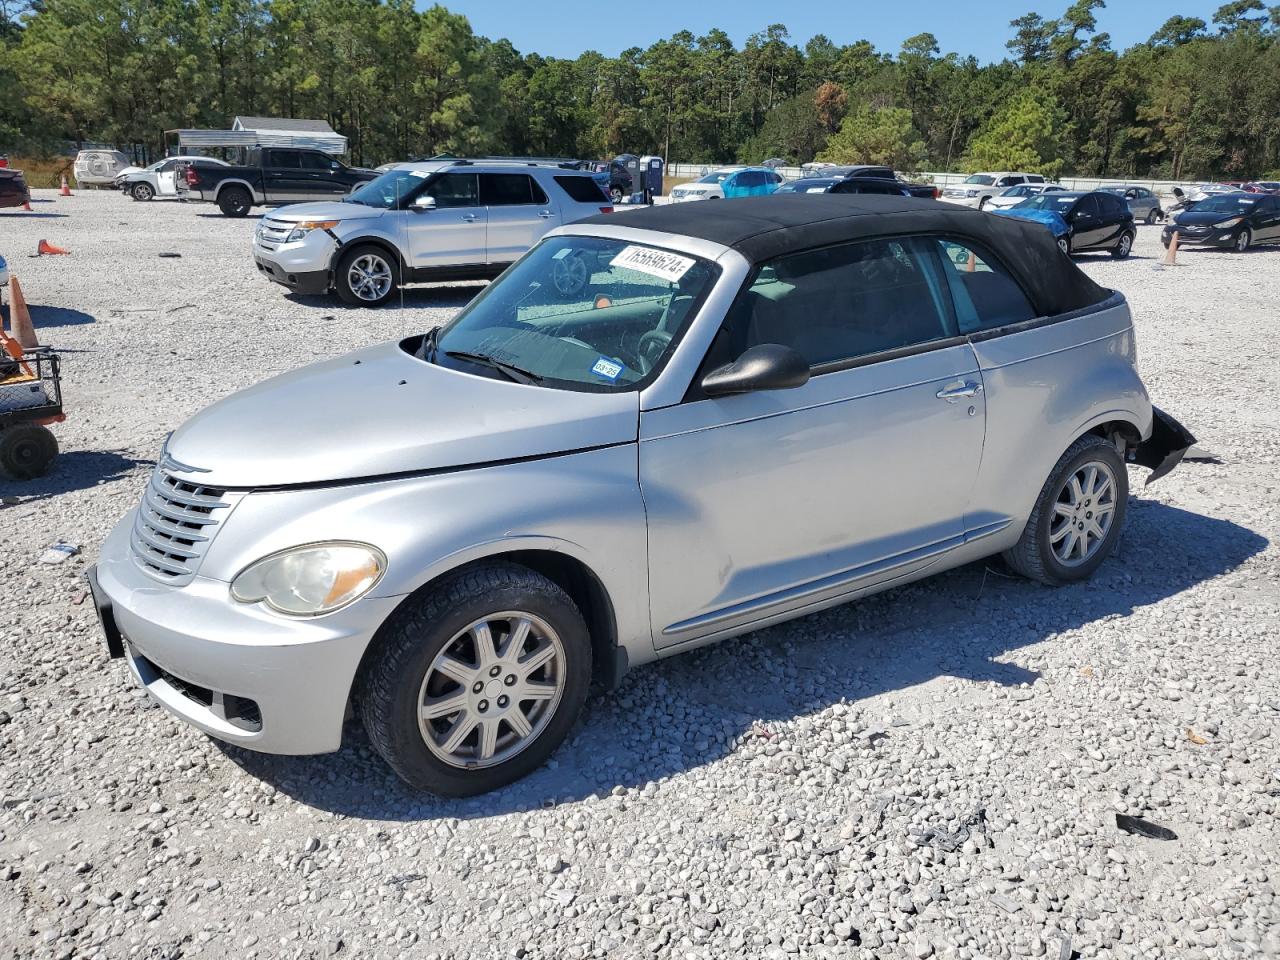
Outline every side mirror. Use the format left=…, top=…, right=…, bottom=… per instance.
left=701, top=344, right=810, bottom=397
left=330, top=162, right=340, bottom=170
left=410, top=195, right=436, bottom=212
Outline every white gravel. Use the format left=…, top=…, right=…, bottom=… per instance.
left=2, top=190, right=1278, bottom=960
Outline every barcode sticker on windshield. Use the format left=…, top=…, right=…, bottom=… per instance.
left=609, top=245, right=694, bottom=283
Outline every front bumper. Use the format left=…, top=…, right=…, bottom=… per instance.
left=941, top=195, right=983, bottom=208
left=252, top=231, right=335, bottom=296
left=1161, top=225, right=1235, bottom=247
left=254, top=255, right=331, bottom=295
left=90, top=514, right=402, bottom=754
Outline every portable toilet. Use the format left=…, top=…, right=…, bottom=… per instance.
left=640, top=156, right=664, bottom=204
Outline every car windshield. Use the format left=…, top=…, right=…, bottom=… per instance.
left=963, top=174, right=996, bottom=185
left=345, top=168, right=427, bottom=208
left=1001, top=185, right=1030, bottom=196
left=697, top=170, right=737, bottom=184
left=1194, top=195, right=1257, bottom=213
left=1018, top=194, right=1078, bottom=210
left=426, top=236, right=719, bottom=392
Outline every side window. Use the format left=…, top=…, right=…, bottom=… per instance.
left=702, top=238, right=956, bottom=373
left=934, top=240, right=1036, bottom=334
left=480, top=173, right=548, bottom=206
left=299, top=153, right=332, bottom=171
left=266, top=151, right=300, bottom=169
left=1027, top=174, right=1044, bottom=183
left=1074, top=195, right=1101, bottom=219
left=158, top=160, right=176, bottom=173
left=427, top=173, right=479, bottom=207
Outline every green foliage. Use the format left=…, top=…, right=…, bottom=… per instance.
left=963, top=88, right=1068, bottom=177
left=0, top=0, right=1277, bottom=180
left=818, top=106, right=926, bottom=169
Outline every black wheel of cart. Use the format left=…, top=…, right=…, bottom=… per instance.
left=0, top=424, right=58, bottom=479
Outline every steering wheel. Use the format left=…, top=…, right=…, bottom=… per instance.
left=551, top=253, right=589, bottom=297
left=636, top=329, right=673, bottom=374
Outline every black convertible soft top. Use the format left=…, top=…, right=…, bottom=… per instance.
left=582, top=194, right=1110, bottom=318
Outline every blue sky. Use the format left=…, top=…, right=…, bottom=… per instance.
left=437, top=1, right=1227, bottom=61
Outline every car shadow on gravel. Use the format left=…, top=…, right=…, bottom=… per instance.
left=219, top=497, right=1267, bottom=821
left=2, top=450, right=149, bottom=501
left=285, top=284, right=489, bottom=311
left=0, top=212, right=69, bottom=219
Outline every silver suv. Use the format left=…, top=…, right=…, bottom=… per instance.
left=251, top=159, right=614, bottom=306
left=90, top=195, right=1193, bottom=796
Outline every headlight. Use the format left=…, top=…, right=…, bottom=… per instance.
left=285, top=219, right=340, bottom=242
left=1215, top=216, right=1243, bottom=228
left=231, top=542, right=385, bottom=616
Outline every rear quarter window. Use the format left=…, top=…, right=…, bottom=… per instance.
left=554, top=175, right=609, bottom=204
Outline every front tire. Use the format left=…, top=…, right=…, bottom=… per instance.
left=131, top=182, right=155, bottom=202
left=217, top=186, right=252, bottom=217
left=977, top=196, right=989, bottom=211
left=358, top=562, right=592, bottom=796
left=335, top=244, right=400, bottom=307
left=1057, top=236, right=1071, bottom=256
left=1144, top=208, right=1157, bottom=225
left=1233, top=228, right=1251, bottom=252
left=1003, top=434, right=1128, bottom=586
left=0, top=424, right=59, bottom=479
left=1110, top=231, right=1134, bottom=259
left=610, top=186, right=624, bottom=204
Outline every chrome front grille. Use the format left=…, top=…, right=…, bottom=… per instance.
left=257, top=219, right=295, bottom=245
left=131, top=468, right=230, bottom=583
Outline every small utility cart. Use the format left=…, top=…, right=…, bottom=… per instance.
left=0, top=330, right=63, bottom=480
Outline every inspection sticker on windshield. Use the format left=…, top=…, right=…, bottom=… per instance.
left=609, top=245, right=694, bottom=283
left=591, top=356, right=624, bottom=381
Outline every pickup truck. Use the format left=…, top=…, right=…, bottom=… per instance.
left=178, top=148, right=379, bottom=217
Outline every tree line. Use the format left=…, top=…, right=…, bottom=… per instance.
left=2, top=0, right=1279, bottom=180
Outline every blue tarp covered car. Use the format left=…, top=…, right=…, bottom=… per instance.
left=990, top=206, right=1069, bottom=240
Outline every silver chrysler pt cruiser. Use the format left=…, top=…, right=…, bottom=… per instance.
left=89, top=195, right=1193, bottom=795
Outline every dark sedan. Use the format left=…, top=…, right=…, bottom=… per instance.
left=775, top=177, right=842, bottom=194
left=1009, top=190, right=1136, bottom=257
left=1162, top=192, right=1280, bottom=251
left=0, top=167, right=30, bottom=210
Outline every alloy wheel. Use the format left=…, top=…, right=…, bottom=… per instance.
left=1049, top=460, right=1118, bottom=567
left=417, top=611, right=566, bottom=769
left=347, top=253, right=393, bottom=302
left=1117, top=234, right=1131, bottom=257
left=1235, top=230, right=1250, bottom=252
left=552, top=254, right=588, bottom=296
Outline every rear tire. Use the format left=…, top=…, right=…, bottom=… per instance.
left=217, top=186, right=252, bottom=217
left=1110, top=231, right=1134, bottom=259
left=335, top=244, right=400, bottom=307
left=610, top=187, right=624, bottom=204
left=1144, top=209, right=1157, bottom=225
left=1057, top=236, right=1071, bottom=256
left=1003, top=434, right=1128, bottom=586
left=358, top=561, right=592, bottom=796
left=0, top=424, right=58, bottom=480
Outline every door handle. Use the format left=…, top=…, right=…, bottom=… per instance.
left=461, top=214, right=478, bottom=222
left=936, top=381, right=983, bottom=402
left=538, top=210, right=554, bottom=219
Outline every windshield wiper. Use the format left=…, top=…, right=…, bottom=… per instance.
left=444, top=350, right=543, bottom=385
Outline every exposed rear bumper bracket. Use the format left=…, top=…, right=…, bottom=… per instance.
left=1131, top=406, right=1196, bottom=486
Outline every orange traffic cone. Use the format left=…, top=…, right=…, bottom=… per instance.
left=59, top=174, right=72, bottom=197
left=1161, top=230, right=1179, bottom=266
left=6, top=276, right=39, bottom=349
left=36, top=239, right=70, bottom=256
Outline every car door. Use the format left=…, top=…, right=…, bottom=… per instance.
left=299, top=152, right=346, bottom=200
left=480, top=173, right=555, bottom=266
left=640, top=236, right=988, bottom=649
left=261, top=150, right=307, bottom=204
left=1251, top=195, right=1280, bottom=239
left=405, top=172, right=486, bottom=270
left=1069, top=195, right=1108, bottom=249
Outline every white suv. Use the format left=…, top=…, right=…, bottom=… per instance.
left=942, top=172, right=1045, bottom=209
left=251, top=159, right=614, bottom=306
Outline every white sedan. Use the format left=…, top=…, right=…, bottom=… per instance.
left=116, top=156, right=228, bottom=201
left=985, top=183, right=1066, bottom=211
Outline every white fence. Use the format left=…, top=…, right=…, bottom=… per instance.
left=665, top=162, right=1207, bottom=197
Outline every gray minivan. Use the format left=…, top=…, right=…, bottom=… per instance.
left=90, top=195, right=1193, bottom=795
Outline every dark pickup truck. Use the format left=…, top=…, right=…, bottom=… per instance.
left=178, top=148, right=378, bottom=217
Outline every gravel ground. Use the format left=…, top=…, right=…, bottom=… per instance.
left=1, top=191, right=1278, bottom=960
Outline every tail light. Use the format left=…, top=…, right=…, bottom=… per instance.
left=598, top=206, right=614, bottom=214
left=184, top=166, right=200, bottom=186
left=933, top=187, right=941, bottom=199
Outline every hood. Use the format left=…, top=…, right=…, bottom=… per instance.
left=262, top=200, right=386, bottom=222
left=165, top=341, right=639, bottom=488
left=115, top=165, right=145, bottom=180
left=990, top=207, right=1069, bottom=237
left=1173, top=210, right=1242, bottom=227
